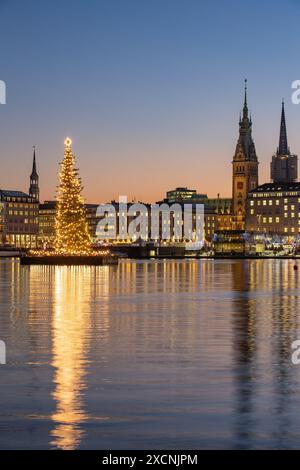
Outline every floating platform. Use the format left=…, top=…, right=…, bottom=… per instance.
left=20, top=254, right=119, bottom=266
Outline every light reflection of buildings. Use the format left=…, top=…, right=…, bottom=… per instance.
left=231, top=260, right=299, bottom=448
left=3, top=258, right=300, bottom=449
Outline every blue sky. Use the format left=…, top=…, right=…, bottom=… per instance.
left=0, top=0, right=300, bottom=202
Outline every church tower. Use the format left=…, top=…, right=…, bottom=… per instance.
left=232, top=80, right=259, bottom=230
left=270, top=101, right=298, bottom=183
left=29, top=146, right=39, bottom=201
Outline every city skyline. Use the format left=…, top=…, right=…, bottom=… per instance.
left=1, top=0, right=300, bottom=203
left=2, top=1, right=300, bottom=455
left=2, top=86, right=299, bottom=205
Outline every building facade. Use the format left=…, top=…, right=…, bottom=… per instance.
left=38, top=200, right=56, bottom=246
left=157, top=187, right=233, bottom=241
left=0, top=150, right=39, bottom=248
left=246, top=182, right=300, bottom=237
left=0, top=190, right=39, bottom=247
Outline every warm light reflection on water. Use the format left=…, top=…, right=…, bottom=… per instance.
left=51, top=267, right=91, bottom=449
left=1, top=258, right=300, bottom=449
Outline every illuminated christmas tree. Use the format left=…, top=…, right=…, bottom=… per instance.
left=55, top=138, right=91, bottom=255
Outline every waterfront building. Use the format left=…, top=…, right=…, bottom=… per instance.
left=159, top=187, right=233, bottom=241
left=270, top=101, right=298, bottom=183
left=38, top=200, right=56, bottom=246
left=246, top=102, right=300, bottom=240
left=0, top=189, right=39, bottom=248
left=0, top=150, right=39, bottom=248
left=38, top=195, right=231, bottom=247
left=246, top=182, right=300, bottom=238
left=232, top=80, right=259, bottom=230
left=93, top=199, right=196, bottom=244
left=213, top=230, right=246, bottom=255
left=85, top=203, right=100, bottom=242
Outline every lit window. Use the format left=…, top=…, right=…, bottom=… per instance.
left=276, top=217, right=280, bottom=223
left=284, top=227, right=288, bottom=233
left=250, top=201, right=254, bottom=206
left=268, top=217, right=272, bottom=223
left=263, top=200, right=267, bottom=206
left=250, top=209, right=254, bottom=215
left=276, top=200, right=280, bottom=206
left=268, top=200, right=273, bottom=206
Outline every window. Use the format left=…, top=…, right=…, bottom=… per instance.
left=276, top=217, right=280, bottom=223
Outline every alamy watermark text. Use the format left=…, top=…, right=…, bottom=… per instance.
left=0, top=80, right=6, bottom=104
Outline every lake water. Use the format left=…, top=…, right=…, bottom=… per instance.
left=0, top=258, right=300, bottom=449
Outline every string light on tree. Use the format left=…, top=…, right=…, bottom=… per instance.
left=54, top=137, right=92, bottom=255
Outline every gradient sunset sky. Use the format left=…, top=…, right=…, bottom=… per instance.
left=1, top=0, right=300, bottom=203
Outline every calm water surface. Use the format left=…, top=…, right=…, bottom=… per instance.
left=0, top=258, right=300, bottom=449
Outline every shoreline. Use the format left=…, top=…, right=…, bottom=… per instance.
left=1, top=252, right=299, bottom=262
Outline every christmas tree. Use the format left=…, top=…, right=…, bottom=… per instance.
left=55, top=138, right=91, bottom=255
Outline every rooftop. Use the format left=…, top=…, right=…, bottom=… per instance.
left=249, top=182, right=300, bottom=193
left=0, top=190, right=30, bottom=198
